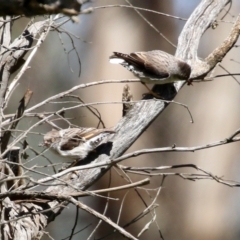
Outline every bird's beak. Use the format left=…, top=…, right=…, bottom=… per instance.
left=40, top=140, right=51, bottom=147
left=38, top=141, right=46, bottom=147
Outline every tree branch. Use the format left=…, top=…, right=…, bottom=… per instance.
left=0, top=0, right=83, bottom=16
left=42, top=0, right=233, bottom=225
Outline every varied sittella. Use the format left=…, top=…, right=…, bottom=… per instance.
left=43, top=127, right=115, bottom=160
left=109, top=50, right=192, bottom=93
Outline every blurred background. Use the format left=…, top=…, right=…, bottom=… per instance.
left=11, top=0, right=240, bottom=239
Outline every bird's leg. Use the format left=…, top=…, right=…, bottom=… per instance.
left=142, top=83, right=164, bottom=99
left=67, top=159, right=79, bottom=168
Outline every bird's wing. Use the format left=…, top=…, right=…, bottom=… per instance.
left=110, top=51, right=170, bottom=78
left=130, top=52, right=170, bottom=78
left=60, top=128, right=85, bottom=150
left=76, top=128, right=115, bottom=140
left=60, top=128, right=115, bottom=151
left=110, top=52, right=144, bottom=66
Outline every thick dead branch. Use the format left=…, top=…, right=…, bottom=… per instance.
left=0, top=200, right=47, bottom=239
left=205, top=15, right=240, bottom=72
left=0, top=0, right=82, bottom=16
left=36, top=0, right=233, bottom=226
left=0, top=19, right=50, bottom=144
left=1, top=89, right=33, bottom=152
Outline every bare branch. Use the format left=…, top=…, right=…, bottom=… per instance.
left=205, top=15, right=240, bottom=74
left=0, top=0, right=82, bottom=16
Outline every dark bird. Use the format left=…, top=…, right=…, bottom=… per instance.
left=109, top=50, right=191, bottom=95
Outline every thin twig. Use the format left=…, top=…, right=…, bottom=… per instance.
left=93, top=5, right=187, bottom=21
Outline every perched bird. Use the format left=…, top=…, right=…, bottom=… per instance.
left=43, top=128, right=115, bottom=160
left=109, top=50, right=192, bottom=95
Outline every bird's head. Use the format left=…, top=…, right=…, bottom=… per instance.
left=43, top=129, right=61, bottom=147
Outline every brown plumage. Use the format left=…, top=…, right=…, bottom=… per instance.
left=43, top=128, right=115, bottom=160
left=109, top=50, right=191, bottom=84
